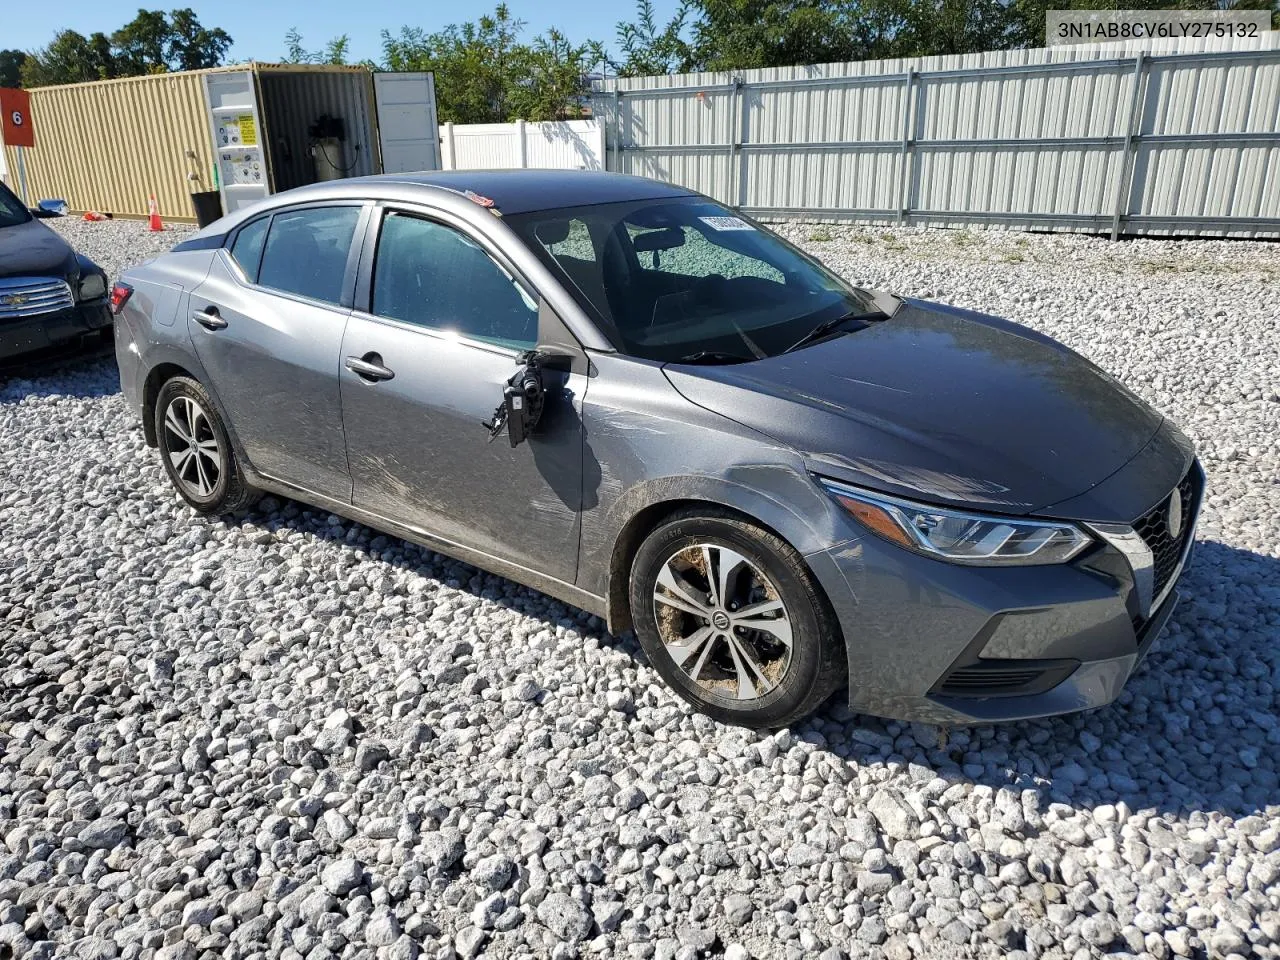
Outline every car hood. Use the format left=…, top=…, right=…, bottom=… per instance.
left=663, top=298, right=1164, bottom=516
left=0, top=218, right=77, bottom=278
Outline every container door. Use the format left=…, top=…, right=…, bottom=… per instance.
left=204, top=70, right=270, bottom=213
left=373, top=72, right=441, bottom=173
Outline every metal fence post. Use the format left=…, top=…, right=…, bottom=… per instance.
left=17, top=146, right=29, bottom=205
left=897, top=70, right=918, bottom=225
left=1111, top=52, right=1147, bottom=241
left=612, top=90, right=622, bottom=173
left=515, top=119, right=528, bottom=169
left=441, top=122, right=456, bottom=170
left=730, top=78, right=749, bottom=208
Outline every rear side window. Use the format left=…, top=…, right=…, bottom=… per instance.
left=229, top=217, right=268, bottom=282
left=371, top=212, right=537, bottom=351
left=257, top=206, right=361, bottom=306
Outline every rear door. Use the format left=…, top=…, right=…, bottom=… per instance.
left=373, top=73, right=441, bottom=173
left=188, top=202, right=368, bottom=500
left=338, top=204, right=584, bottom=583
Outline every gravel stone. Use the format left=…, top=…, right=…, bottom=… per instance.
left=868, top=791, right=920, bottom=840
left=3, top=217, right=1278, bottom=960
left=724, top=893, right=755, bottom=927
left=537, top=892, right=593, bottom=942
left=421, top=828, right=465, bottom=869
left=455, top=926, right=487, bottom=959
left=365, top=908, right=400, bottom=946
left=320, top=859, right=363, bottom=896
left=77, top=820, right=129, bottom=850
left=471, top=853, right=515, bottom=891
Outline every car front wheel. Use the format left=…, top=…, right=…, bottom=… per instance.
left=629, top=508, right=845, bottom=728
left=155, top=376, right=258, bottom=514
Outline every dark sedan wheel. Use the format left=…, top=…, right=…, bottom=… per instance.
left=630, top=508, right=845, bottom=728
left=156, top=376, right=258, bottom=514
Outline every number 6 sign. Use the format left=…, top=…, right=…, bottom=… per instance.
left=0, top=88, right=35, bottom=148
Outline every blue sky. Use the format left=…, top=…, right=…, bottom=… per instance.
left=6, top=0, right=682, bottom=65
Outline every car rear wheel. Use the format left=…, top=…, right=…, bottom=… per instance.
left=155, top=376, right=258, bottom=514
left=629, top=508, right=845, bottom=728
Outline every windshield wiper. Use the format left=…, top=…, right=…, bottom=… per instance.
left=782, top=310, right=885, bottom=355
left=675, top=350, right=755, bottom=365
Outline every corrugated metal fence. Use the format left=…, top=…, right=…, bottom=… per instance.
left=594, top=36, right=1280, bottom=237
left=440, top=120, right=606, bottom=171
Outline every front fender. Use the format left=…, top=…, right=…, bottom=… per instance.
left=575, top=354, right=858, bottom=631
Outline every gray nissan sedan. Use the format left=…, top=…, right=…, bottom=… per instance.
left=113, top=171, right=1202, bottom=727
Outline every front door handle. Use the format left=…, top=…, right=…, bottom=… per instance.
left=192, top=307, right=227, bottom=330
left=345, top=353, right=395, bottom=382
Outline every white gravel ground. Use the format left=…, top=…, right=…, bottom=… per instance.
left=1, top=216, right=1278, bottom=960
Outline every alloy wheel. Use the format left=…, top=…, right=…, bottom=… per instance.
left=163, top=395, right=223, bottom=499
left=651, top=543, right=793, bottom=701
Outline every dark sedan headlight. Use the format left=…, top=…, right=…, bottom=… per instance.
left=820, top=478, right=1091, bottom=565
left=78, top=272, right=107, bottom=301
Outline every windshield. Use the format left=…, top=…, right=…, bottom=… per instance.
left=0, top=182, right=32, bottom=228
left=507, top=197, right=881, bottom=362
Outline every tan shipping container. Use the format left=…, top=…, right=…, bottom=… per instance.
left=3, top=63, right=385, bottom=222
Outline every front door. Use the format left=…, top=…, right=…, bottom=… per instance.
left=188, top=203, right=364, bottom=499
left=339, top=208, right=584, bottom=584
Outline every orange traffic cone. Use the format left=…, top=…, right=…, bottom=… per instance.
left=147, top=194, right=164, bottom=232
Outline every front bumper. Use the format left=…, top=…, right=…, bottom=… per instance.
left=806, top=462, right=1201, bottom=725
left=0, top=300, right=112, bottom=361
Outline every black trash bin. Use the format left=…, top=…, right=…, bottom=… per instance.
left=190, top=191, right=223, bottom=228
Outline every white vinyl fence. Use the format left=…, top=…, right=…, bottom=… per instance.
left=440, top=120, right=606, bottom=172
left=594, top=35, right=1280, bottom=238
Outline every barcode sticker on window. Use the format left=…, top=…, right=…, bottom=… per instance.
left=699, top=216, right=754, bottom=231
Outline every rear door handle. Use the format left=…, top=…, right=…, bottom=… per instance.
left=192, top=307, right=227, bottom=330
left=345, top=353, right=395, bottom=382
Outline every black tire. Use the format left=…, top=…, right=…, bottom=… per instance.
left=155, top=375, right=259, bottom=515
left=629, top=507, right=845, bottom=728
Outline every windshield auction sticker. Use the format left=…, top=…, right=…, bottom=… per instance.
left=1046, top=9, right=1269, bottom=44
left=700, top=216, right=755, bottom=231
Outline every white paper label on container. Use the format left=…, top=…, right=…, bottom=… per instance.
left=699, top=216, right=754, bottom=231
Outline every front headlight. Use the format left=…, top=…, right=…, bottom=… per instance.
left=820, top=478, right=1091, bottom=565
left=78, top=272, right=107, bottom=301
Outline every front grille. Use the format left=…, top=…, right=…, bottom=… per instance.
left=1133, top=464, right=1202, bottom=603
left=0, top=276, right=75, bottom=321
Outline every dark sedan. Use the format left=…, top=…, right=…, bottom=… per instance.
left=0, top=181, right=111, bottom=361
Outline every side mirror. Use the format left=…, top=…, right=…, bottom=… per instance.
left=30, top=199, right=69, bottom=218
left=484, top=351, right=550, bottom=448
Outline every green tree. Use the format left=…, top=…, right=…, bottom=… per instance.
left=20, top=9, right=232, bottom=87
left=511, top=29, right=606, bottom=119
left=381, top=5, right=530, bottom=122
left=111, top=8, right=171, bottom=74
left=284, top=28, right=352, bottom=65
left=0, top=50, right=27, bottom=88
left=883, top=0, right=1019, bottom=57
left=614, top=0, right=697, bottom=76
left=20, top=30, right=119, bottom=86
left=167, top=8, right=232, bottom=70
left=688, top=0, right=865, bottom=71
